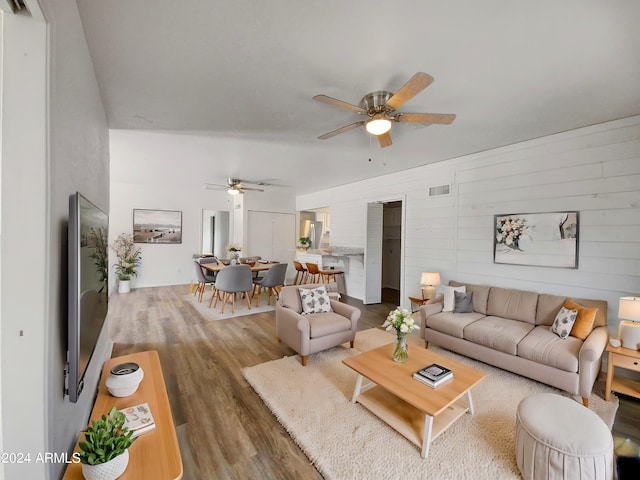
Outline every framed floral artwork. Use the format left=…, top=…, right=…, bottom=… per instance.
left=493, top=211, right=579, bottom=268
left=133, top=209, right=182, bottom=244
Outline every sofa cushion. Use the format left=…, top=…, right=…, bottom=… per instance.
left=517, top=326, right=582, bottom=372
left=426, top=311, right=485, bottom=338
left=536, top=294, right=567, bottom=326
left=571, top=297, right=608, bottom=328
left=306, top=312, right=351, bottom=338
left=449, top=281, right=491, bottom=314
left=453, top=291, right=474, bottom=313
left=487, top=287, right=539, bottom=324
left=564, top=299, right=597, bottom=340
left=550, top=306, right=578, bottom=339
left=440, top=285, right=465, bottom=312
left=463, top=316, right=535, bottom=355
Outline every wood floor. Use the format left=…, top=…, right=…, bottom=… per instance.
left=108, top=285, right=640, bottom=480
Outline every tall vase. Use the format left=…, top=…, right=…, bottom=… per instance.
left=393, top=333, right=409, bottom=363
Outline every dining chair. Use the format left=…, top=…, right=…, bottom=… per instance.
left=253, top=262, right=288, bottom=307
left=198, top=256, right=218, bottom=282
left=209, top=264, right=253, bottom=313
left=293, top=261, right=308, bottom=285
left=305, top=262, right=320, bottom=283
left=193, top=261, right=215, bottom=302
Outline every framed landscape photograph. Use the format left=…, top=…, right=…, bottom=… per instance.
left=493, top=211, right=578, bottom=268
left=133, top=209, right=182, bottom=244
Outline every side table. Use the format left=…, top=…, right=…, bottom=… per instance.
left=605, top=342, right=640, bottom=401
left=408, top=296, right=427, bottom=313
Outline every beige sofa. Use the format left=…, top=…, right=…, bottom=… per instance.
left=420, top=281, right=608, bottom=407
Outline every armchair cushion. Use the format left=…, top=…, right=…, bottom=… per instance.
left=298, top=285, right=332, bottom=314
left=306, top=312, right=351, bottom=338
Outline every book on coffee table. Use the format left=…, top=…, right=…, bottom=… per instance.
left=413, top=371, right=453, bottom=388
left=413, top=363, right=453, bottom=388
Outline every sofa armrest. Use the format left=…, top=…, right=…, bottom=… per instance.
left=275, top=302, right=310, bottom=338
left=419, top=302, right=444, bottom=338
left=578, top=325, right=609, bottom=399
left=579, top=326, right=609, bottom=364
left=330, top=300, right=361, bottom=331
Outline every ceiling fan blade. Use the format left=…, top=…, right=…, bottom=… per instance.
left=377, top=132, right=392, bottom=148
left=313, top=94, right=365, bottom=113
left=385, top=72, right=434, bottom=110
left=203, top=183, right=227, bottom=190
left=317, top=121, right=366, bottom=140
left=237, top=185, right=264, bottom=192
left=395, top=113, right=456, bottom=125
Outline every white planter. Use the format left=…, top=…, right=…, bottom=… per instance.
left=105, top=362, right=144, bottom=397
left=81, top=449, right=129, bottom=480
left=118, top=280, right=130, bottom=294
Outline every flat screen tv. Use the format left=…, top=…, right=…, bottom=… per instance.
left=67, top=192, right=109, bottom=403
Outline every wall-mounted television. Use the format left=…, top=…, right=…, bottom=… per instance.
left=67, top=192, right=109, bottom=403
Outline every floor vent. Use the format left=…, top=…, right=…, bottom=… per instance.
left=428, top=184, right=451, bottom=197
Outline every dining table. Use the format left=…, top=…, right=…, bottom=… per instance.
left=200, top=261, right=277, bottom=274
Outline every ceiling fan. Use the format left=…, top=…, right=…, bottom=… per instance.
left=203, top=178, right=265, bottom=195
left=313, top=72, right=456, bottom=148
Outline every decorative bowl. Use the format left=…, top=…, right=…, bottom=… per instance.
left=105, top=362, right=144, bottom=397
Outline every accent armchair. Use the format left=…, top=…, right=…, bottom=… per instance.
left=276, top=284, right=361, bottom=366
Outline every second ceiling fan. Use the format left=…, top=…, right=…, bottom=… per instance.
left=313, top=72, right=456, bottom=148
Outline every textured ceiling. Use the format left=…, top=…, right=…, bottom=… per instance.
left=77, top=0, right=640, bottom=194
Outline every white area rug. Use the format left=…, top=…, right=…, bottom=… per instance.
left=243, top=328, right=618, bottom=480
left=186, top=292, right=274, bottom=321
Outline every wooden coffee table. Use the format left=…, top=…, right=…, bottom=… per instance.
left=343, top=343, right=486, bottom=458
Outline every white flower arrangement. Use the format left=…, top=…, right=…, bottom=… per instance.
left=496, top=216, right=529, bottom=250
left=382, top=307, right=418, bottom=336
left=226, top=242, right=242, bottom=260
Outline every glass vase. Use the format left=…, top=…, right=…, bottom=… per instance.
left=392, top=333, right=409, bottom=363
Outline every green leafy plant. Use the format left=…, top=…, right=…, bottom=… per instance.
left=111, top=233, right=142, bottom=281
left=298, top=237, right=310, bottom=245
left=78, top=406, right=136, bottom=466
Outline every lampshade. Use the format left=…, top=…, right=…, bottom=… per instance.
left=619, top=297, right=640, bottom=321
left=618, top=296, right=640, bottom=350
left=419, top=272, right=440, bottom=300
left=420, top=272, right=441, bottom=286
left=365, top=114, right=392, bottom=135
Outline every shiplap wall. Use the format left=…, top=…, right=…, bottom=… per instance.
left=297, top=116, right=640, bottom=333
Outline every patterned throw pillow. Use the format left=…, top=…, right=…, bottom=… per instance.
left=550, top=306, right=578, bottom=339
left=298, top=285, right=333, bottom=315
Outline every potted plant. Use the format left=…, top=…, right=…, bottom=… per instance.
left=79, top=406, right=136, bottom=480
left=226, top=242, right=242, bottom=263
left=111, top=233, right=142, bottom=293
left=298, top=237, right=310, bottom=249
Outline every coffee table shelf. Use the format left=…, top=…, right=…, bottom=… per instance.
left=357, top=385, right=468, bottom=448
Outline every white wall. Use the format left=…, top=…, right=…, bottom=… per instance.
left=298, top=116, right=640, bottom=334
left=109, top=130, right=296, bottom=288
left=1, top=1, right=111, bottom=479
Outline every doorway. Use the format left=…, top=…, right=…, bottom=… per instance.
left=364, top=199, right=404, bottom=305
left=382, top=201, right=402, bottom=304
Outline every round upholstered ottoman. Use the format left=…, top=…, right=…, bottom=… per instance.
left=515, top=393, right=613, bottom=480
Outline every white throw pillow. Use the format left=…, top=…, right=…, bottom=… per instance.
left=298, top=285, right=333, bottom=315
left=441, top=285, right=466, bottom=312
left=550, top=306, right=578, bottom=339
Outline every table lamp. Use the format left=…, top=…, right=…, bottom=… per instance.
left=618, top=296, right=640, bottom=350
left=420, top=272, right=441, bottom=300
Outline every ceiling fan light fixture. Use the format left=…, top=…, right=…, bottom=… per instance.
left=366, top=114, right=392, bottom=136
left=227, top=187, right=240, bottom=195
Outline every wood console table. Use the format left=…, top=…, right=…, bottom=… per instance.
left=63, top=351, right=183, bottom=480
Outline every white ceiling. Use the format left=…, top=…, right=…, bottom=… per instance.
left=76, top=0, right=640, bottom=195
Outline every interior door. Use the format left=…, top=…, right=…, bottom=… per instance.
left=364, top=202, right=383, bottom=304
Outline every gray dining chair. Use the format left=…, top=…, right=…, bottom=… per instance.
left=193, top=261, right=215, bottom=302
left=198, top=256, right=218, bottom=282
left=253, top=262, right=288, bottom=307
left=209, top=264, right=253, bottom=313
